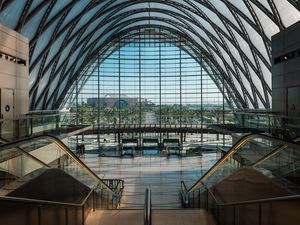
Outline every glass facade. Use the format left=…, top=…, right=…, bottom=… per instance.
left=63, top=33, right=232, bottom=125
left=61, top=31, right=234, bottom=154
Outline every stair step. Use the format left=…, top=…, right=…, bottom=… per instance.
left=153, top=209, right=216, bottom=225
left=86, top=209, right=143, bottom=225
left=86, top=209, right=215, bottom=225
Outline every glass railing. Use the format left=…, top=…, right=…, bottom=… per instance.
left=252, top=136, right=300, bottom=186
left=0, top=135, right=123, bottom=200
left=0, top=136, right=50, bottom=188
left=223, top=110, right=300, bottom=139
left=0, top=111, right=79, bottom=141
left=0, top=145, right=49, bottom=181
left=181, top=134, right=300, bottom=205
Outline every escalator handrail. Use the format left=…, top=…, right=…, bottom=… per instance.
left=181, top=133, right=300, bottom=193
left=0, top=137, right=50, bottom=169
left=0, top=134, right=116, bottom=194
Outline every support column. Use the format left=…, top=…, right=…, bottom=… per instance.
left=118, top=39, right=121, bottom=151
left=179, top=37, right=183, bottom=155
left=139, top=32, right=142, bottom=148
left=200, top=53, right=203, bottom=143
left=97, top=53, right=101, bottom=154
left=76, top=78, right=79, bottom=146
left=159, top=34, right=162, bottom=148
left=222, top=76, right=225, bottom=146
left=76, top=77, right=79, bottom=126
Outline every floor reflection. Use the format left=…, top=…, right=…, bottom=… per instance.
left=82, top=153, right=218, bottom=208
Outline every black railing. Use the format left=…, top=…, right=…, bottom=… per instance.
left=182, top=181, right=300, bottom=225
left=217, top=194, right=300, bottom=225
left=0, top=185, right=96, bottom=225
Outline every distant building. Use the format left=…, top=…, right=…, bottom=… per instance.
left=87, top=94, right=151, bottom=108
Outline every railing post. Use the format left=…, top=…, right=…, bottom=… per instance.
left=93, top=190, right=95, bottom=211
left=198, top=189, right=200, bottom=208
left=233, top=205, right=236, bottom=225
left=111, top=192, right=114, bottom=208
left=199, top=189, right=202, bottom=208
left=206, top=189, right=209, bottom=211
left=106, top=191, right=109, bottom=208
left=65, top=208, right=68, bottom=225
left=216, top=205, right=220, bottom=225
left=37, top=205, right=42, bottom=225
left=30, top=118, right=33, bottom=136
left=258, top=203, right=262, bottom=225
left=192, top=191, right=195, bottom=208
left=100, top=188, right=102, bottom=208
left=82, top=205, right=85, bottom=225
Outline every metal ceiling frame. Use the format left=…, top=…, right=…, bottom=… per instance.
left=0, top=0, right=299, bottom=110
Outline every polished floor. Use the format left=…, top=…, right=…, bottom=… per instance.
left=82, top=153, right=219, bottom=208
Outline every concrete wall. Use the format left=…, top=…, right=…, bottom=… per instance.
left=272, top=21, right=300, bottom=116
left=0, top=23, right=29, bottom=118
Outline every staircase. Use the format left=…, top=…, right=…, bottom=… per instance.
left=85, top=187, right=216, bottom=225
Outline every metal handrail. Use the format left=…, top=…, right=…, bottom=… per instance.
left=181, top=133, right=300, bottom=193
left=218, top=194, right=300, bottom=207
left=0, top=134, right=118, bottom=194
left=0, top=112, right=62, bottom=122
left=0, top=186, right=95, bottom=207
left=144, top=187, right=152, bottom=225
left=0, top=184, right=97, bottom=225
left=215, top=194, right=300, bottom=225
left=0, top=195, right=81, bottom=207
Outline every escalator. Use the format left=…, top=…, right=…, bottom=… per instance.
left=1, top=134, right=300, bottom=225
left=0, top=135, right=123, bottom=205
left=182, top=134, right=300, bottom=194
left=0, top=136, right=50, bottom=183
left=181, top=133, right=300, bottom=225
left=0, top=138, right=14, bottom=186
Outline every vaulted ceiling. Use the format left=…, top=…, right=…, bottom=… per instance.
left=1, top=0, right=300, bottom=110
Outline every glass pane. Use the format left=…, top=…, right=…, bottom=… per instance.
left=18, top=138, right=98, bottom=188
left=0, top=146, right=46, bottom=184
left=0, top=1, right=27, bottom=29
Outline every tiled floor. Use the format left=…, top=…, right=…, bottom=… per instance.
left=82, top=153, right=218, bottom=209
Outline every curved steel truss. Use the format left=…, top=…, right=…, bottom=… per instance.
left=0, top=0, right=299, bottom=110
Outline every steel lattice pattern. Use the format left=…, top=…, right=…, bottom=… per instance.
left=0, top=0, right=299, bottom=110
